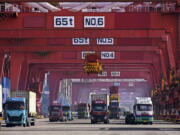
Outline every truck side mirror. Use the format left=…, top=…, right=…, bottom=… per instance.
left=3, top=103, right=5, bottom=110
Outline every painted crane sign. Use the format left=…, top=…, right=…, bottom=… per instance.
left=83, top=53, right=103, bottom=75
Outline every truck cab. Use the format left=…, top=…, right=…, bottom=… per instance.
left=62, top=104, right=73, bottom=121
left=109, top=101, right=120, bottom=119
left=91, top=99, right=109, bottom=124
left=77, top=103, right=89, bottom=119
left=4, top=97, right=29, bottom=127
left=133, top=97, right=154, bottom=124
left=49, top=104, right=64, bottom=122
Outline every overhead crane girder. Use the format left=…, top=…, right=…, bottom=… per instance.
left=1, top=12, right=176, bottom=94
left=0, top=0, right=177, bottom=2
left=9, top=47, right=162, bottom=90
left=0, top=29, right=166, bottom=39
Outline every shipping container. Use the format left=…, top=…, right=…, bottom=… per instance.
left=91, top=94, right=108, bottom=105
left=109, top=86, right=118, bottom=94
left=91, top=94, right=109, bottom=107
left=2, top=77, right=10, bottom=104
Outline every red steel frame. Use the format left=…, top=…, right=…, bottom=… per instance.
left=0, top=0, right=177, bottom=2
left=0, top=11, right=178, bottom=105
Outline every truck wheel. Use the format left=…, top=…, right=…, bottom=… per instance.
left=91, top=120, right=94, bottom=124
left=31, top=122, right=35, bottom=126
left=149, top=122, right=153, bottom=125
left=23, top=119, right=27, bottom=127
left=49, top=119, right=53, bottom=122
left=23, top=123, right=26, bottom=127
left=125, top=120, right=129, bottom=124
left=6, top=124, right=11, bottom=127
left=104, top=120, right=109, bottom=124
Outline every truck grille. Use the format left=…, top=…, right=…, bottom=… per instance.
left=8, top=115, right=22, bottom=122
left=51, top=112, right=59, bottom=116
left=142, top=118, right=149, bottom=120
left=93, top=115, right=105, bottom=119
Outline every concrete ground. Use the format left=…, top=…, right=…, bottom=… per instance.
left=1, top=118, right=180, bottom=135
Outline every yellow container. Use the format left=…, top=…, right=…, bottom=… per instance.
left=110, top=94, right=119, bottom=99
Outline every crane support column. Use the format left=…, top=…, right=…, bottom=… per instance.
left=36, top=71, right=46, bottom=115
left=10, top=52, right=25, bottom=90
left=162, top=34, right=176, bottom=69
left=178, top=12, right=180, bottom=78
left=18, top=60, right=29, bottom=90
left=49, top=71, right=61, bottom=105
left=159, top=49, right=168, bottom=80
left=0, top=53, right=5, bottom=81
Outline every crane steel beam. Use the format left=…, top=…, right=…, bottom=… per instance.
left=42, top=68, right=151, bottom=72
left=49, top=70, right=150, bottom=78
left=0, top=53, right=5, bottom=81
left=28, top=59, right=154, bottom=64
left=0, top=0, right=177, bottom=2
left=159, top=48, right=168, bottom=80
left=29, top=63, right=155, bottom=68
left=0, top=45, right=159, bottom=52
left=0, top=29, right=165, bottom=38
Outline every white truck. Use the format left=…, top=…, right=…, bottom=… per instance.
left=4, top=91, right=36, bottom=127
left=133, top=97, right=153, bottom=124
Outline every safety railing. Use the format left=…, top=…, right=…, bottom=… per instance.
left=0, top=3, right=41, bottom=13
left=126, top=3, right=176, bottom=13
left=0, top=2, right=177, bottom=13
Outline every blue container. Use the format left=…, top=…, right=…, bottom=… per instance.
left=2, top=77, right=10, bottom=104
left=41, top=80, right=49, bottom=117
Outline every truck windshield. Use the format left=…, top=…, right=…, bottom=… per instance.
left=92, top=104, right=106, bottom=111
left=137, top=104, right=152, bottom=111
left=6, top=101, right=25, bottom=110
left=109, top=107, right=119, bottom=111
left=62, top=106, right=70, bottom=111
left=110, top=102, right=119, bottom=106
left=51, top=106, right=61, bottom=111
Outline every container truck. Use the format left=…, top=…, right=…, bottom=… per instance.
left=90, top=94, right=109, bottom=124
left=0, top=84, right=2, bottom=127
left=4, top=90, right=36, bottom=127
left=77, top=103, right=90, bottom=119
left=62, top=104, right=73, bottom=121
left=133, top=97, right=154, bottom=124
left=109, top=86, right=120, bottom=119
left=49, top=104, right=66, bottom=122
